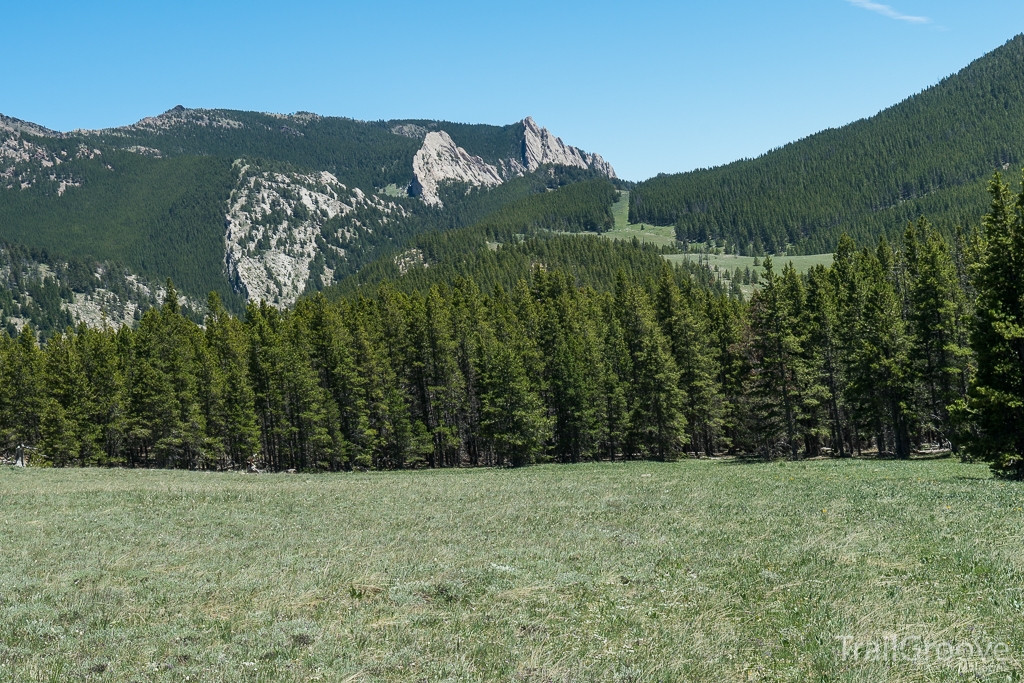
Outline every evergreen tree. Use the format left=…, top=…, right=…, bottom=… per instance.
left=39, top=332, right=92, bottom=465
left=614, top=272, right=687, bottom=459
left=127, top=282, right=209, bottom=468
left=748, top=259, right=824, bottom=458
left=805, top=264, right=850, bottom=457
left=903, top=218, right=971, bottom=446
left=477, top=287, right=551, bottom=466
left=953, top=172, right=1024, bottom=477
left=845, top=242, right=915, bottom=458
left=535, top=271, right=605, bottom=462
left=203, top=292, right=260, bottom=469
left=655, top=266, right=724, bottom=456
left=0, top=327, right=44, bottom=456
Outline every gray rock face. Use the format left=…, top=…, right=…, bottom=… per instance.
left=409, top=117, right=615, bottom=206
left=410, top=131, right=504, bottom=207
left=520, top=116, right=616, bottom=177
left=223, top=161, right=408, bottom=307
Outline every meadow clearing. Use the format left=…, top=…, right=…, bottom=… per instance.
left=1, top=458, right=1022, bottom=682
left=602, top=192, right=834, bottom=298
left=601, top=192, right=679, bottom=248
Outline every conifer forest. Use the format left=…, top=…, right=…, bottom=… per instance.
left=2, top=172, right=1021, bottom=480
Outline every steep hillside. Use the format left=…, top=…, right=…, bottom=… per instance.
left=630, top=34, right=1024, bottom=253
left=0, top=109, right=615, bottom=324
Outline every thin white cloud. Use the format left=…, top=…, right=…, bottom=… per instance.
left=846, top=0, right=930, bottom=24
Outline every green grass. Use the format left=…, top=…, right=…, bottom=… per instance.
left=1, top=460, right=1022, bottom=682
left=381, top=184, right=410, bottom=198
left=665, top=252, right=835, bottom=297
left=665, top=252, right=835, bottom=275
left=601, top=191, right=679, bottom=247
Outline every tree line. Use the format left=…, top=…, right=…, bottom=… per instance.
left=1, top=173, right=1022, bottom=477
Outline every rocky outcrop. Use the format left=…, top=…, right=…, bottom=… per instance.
left=0, top=114, right=59, bottom=138
left=410, top=131, right=504, bottom=207
left=1, top=130, right=98, bottom=192
left=521, top=116, right=616, bottom=177
left=223, top=162, right=407, bottom=307
left=409, top=118, right=616, bottom=206
left=391, top=123, right=428, bottom=139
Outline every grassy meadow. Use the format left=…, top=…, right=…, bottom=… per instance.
left=666, top=252, right=834, bottom=297
left=664, top=252, right=835, bottom=277
left=1, top=459, right=1022, bottom=682
left=601, top=192, right=679, bottom=248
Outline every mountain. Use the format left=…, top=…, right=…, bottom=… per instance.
left=630, top=34, right=1024, bottom=254
left=0, top=108, right=615, bottom=331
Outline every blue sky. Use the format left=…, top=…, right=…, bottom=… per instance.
left=3, top=1, right=1023, bottom=180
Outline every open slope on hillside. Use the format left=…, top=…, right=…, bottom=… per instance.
left=1, top=460, right=1020, bottom=682
left=631, top=35, right=1024, bottom=253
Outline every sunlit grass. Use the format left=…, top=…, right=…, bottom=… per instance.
left=1, top=459, right=1021, bottom=681
left=601, top=191, right=679, bottom=247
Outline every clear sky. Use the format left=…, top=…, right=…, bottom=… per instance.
left=3, top=1, right=1023, bottom=181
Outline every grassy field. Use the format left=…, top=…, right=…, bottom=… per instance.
left=1, top=460, right=1022, bottom=682
left=600, top=191, right=679, bottom=248
left=665, top=252, right=835, bottom=297
left=665, top=252, right=835, bottom=276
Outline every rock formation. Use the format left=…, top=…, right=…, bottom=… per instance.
left=520, top=116, right=616, bottom=177
left=409, top=117, right=615, bottom=207
left=410, top=131, right=504, bottom=207
left=223, top=162, right=407, bottom=307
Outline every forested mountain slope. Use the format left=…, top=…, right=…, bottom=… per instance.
left=0, top=108, right=615, bottom=329
left=630, top=34, right=1024, bottom=254
left=323, top=177, right=725, bottom=300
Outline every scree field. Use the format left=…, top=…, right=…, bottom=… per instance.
left=1, top=460, right=1022, bottom=682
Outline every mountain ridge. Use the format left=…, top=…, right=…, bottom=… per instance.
left=0, top=108, right=617, bottom=330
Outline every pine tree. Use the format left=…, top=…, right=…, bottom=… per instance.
left=203, top=292, right=260, bottom=469
left=536, top=271, right=605, bottom=462
left=805, top=264, right=849, bottom=456
left=39, top=332, right=92, bottom=465
left=903, top=218, right=971, bottom=447
left=74, top=324, right=127, bottom=465
left=747, top=259, right=823, bottom=458
left=477, top=287, right=551, bottom=466
left=845, top=242, right=915, bottom=458
left=614, top=272, right=687, bottom=459
left=246, top=301, right=333, bottom=471
left=127, top=282, right=209, bottom=468
left=655, top=266, right=724, bottom=456
left=0, top=327, right=45, bottom=456
left=954, top=172, right=1024, bottom=477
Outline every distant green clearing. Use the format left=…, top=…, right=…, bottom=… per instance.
left=600, top=191, right=679, bottom=247
left=666, top=252, right=835, bottom=275
left=1, top=460, right=1021, bottom=681
left=668, top=252, right=835, bottom=298
left=381, top=183, right=410, bottom=198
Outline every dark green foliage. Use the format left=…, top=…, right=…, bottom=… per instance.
left=952, top=173, right=1024, bottom=478
left=327, top=178, right=686, bottom=301
left=631, top=35, right=1024, bottom=254
left=747, top=260, right=827, bottom=459
left=85, top=110, right=423, bottom=192
left=0, top=150, right=240, bottom=307
left=331, top=168, right=618, bottom=284
left=2, top=169, right=1020, bottom=470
